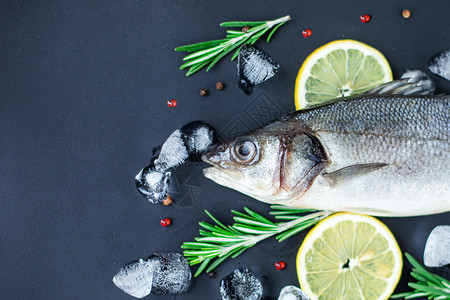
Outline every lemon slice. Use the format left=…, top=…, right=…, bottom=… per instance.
left=296, top=213, right=402, bottom=300
left=295, top=40, right=392, bottom=110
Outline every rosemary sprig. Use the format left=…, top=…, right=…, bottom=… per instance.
left=181, top=205, right=329, bottom=277
left=175, top=15, right=291, bottom=76
left=392, top=253, right=450, bottom=299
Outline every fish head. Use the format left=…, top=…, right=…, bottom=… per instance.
left=202, top=123, right=328, bottom=204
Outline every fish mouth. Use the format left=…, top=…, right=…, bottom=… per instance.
left=201, top=145, right=246, bottom=185
left=201, top=151, right=214, bottom=166
left=201, top=143, right=229, bottom=166
left=202, top=143, right=275, bottom=201
left=202, top=145, right=289, bottom=204
left=202, top=164, right=247, bottom=194
left=202, top=163, right=285, bottom=205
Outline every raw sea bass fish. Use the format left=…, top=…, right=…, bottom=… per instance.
left=202, top=89, right=449, bottom=216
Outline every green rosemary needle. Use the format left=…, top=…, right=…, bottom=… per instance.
left=175, top=15, right=291, bottom=76
left=391, top=253, right=450, bottom=299
left=181, top=205, right=329, bottom=277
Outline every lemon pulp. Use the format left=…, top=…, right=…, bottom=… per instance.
left=296, top=213, right=402, bottom=300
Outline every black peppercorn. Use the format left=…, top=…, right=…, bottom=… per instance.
left=215, top=82, right=224, bottom=91
left=242, top=26, right=250, bottom=33
left=208, top=271, right=215, bottom=278
left=200, top=89, right=208, bottom=96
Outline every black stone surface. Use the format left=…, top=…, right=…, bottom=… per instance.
left=1, top=1, right=449, bottom=299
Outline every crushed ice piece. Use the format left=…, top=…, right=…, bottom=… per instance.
left=424, top=225, right=450, bottom=267
left=154, top=129, right=189, bottom=171
left=147, top=252, right=192, bottom=294
left=278, top=285, right=310, bottom=300
left=112, top=259, right=156, bottom=298
left=237, top=45, right=279, bottom=95
left=113, top=253, right=191, bottom=297
left=135, top=164, right=170, bottom=203
left=135, top=122, right=215, bottom=203
left=219, top=267, right=263, bottom=300
left=181, top=121, right=215, bottom=161
left=429, top=49, right=450, bottom=81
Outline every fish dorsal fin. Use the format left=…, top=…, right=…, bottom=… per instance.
left=294, top=70, right=435, bottom=111
left=322, top=163, right=388, bottom=187
left=362, top=69, right=435, bottom=96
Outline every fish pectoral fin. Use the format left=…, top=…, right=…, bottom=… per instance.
left=322, top=163, right=388, bottom=187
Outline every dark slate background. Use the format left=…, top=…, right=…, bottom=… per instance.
left=1, top=0, right=449, bottom=299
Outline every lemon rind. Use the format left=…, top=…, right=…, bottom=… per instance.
left=294, top=39, right=393, bottom=110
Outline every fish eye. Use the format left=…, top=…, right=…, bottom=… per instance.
left=232, top=140, right=258, bottom=165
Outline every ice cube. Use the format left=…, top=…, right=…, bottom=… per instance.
left=154, top=129, right=189, bottom=171
left=278, top=285, right=310, bottom=300
left=112, top=259, right=156, bottom=298
left=428, top=49, right=450, bottom=81
left=135, top=164, right=170, bottom=203
left=181, top=121, right=215, bottom=160
left=147, top=252, right=192, bottom=294
left=237, top=45, right=279, bottom=95
left=424, top=225, right=450, bottom=267
left=219, top=267, right=263, bottom=300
